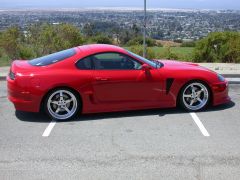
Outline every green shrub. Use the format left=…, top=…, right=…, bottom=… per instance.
left=0, top=48, right=11, bottom=66
left=91, top=35, right=113, bottom=44
left=174, top=39, right=183, bottom=43
left=126, top=36, right=156, bottom=47
left=0, top=23, right=85, bottom=62
left=19, top=45, right=36, bottom=59
left=0, top=27, right=21, bottom=59
left=181, top=41, right=196, bottom=47
left=194, top=32, right=240, bottom=63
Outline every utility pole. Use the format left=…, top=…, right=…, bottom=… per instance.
left=143, top=0, right=147, bottom=58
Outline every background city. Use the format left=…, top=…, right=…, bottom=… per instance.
left=0, top=8, right=240, bottom=41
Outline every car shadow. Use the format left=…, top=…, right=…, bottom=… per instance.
left=15, top=110, right=50, bottom=123
left=204, top=100, right=235, bottom=112
left=16, top=100, right=235, bottom=123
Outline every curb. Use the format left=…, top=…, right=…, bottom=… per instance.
left=222, top=74, right=240, bottom=78
left=0, top=76, right=6, bottom=81
left=226, top=78, right=240, bottom=84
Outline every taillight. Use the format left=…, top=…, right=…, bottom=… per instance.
left=9, top=70, right=15, bottom=80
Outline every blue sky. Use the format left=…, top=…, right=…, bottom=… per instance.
left=0, top=0, right=239, bottom=10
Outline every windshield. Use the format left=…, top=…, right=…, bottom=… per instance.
left=29, top=48, right=76, bottom=66
left=127, top=50, right=162, bottom=68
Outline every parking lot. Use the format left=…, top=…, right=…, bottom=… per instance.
left=0, top=80, right=240, bottom=180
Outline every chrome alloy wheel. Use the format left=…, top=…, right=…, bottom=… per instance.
left=182, top=82, right=209, bottom=111
left=47, top=90, right=78, bottom=120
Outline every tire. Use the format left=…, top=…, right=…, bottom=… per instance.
left=44, top=88, right=80, bottom=120
left=179, top=81, right=210, bottom=111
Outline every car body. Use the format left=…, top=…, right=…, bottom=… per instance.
left=7, top=44, right=230, bottom=120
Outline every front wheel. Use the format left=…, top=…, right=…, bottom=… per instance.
left=44, top=88, right=80, bottom=120
left=179, top=82, right=210, bottom=111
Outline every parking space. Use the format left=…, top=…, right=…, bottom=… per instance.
left=0, top=80, right=240, bottom=179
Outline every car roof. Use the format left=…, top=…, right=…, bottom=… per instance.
left=77, top=44, right=127, bottom=55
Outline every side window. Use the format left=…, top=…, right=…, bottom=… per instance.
left=29, top=48, right=76, bottom=66
left=92, top=53, right=142, bottom=70
left=76, top=57, right=93, bottom=70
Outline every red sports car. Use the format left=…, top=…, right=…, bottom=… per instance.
left=7, top=44, right=230, bottom=120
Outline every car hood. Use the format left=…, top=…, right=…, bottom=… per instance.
left=156, top=59, right=214, bottom=73
left=158, top=59, right=199, bottom=67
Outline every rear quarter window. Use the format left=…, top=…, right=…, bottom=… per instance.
left=29, top=48, right=76, bottom=66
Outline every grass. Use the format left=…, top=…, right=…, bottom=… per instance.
left=126, top=46, right=195, bottom=62
left=151, top=47, right=195, bottom=61
left=0, top=55, right=11, bottom=67
left=0, top=47, right=11, bottom=67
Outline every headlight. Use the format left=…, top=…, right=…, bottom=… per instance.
left=217, top=74, right=225, bottom=82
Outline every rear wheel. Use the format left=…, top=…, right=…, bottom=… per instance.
left=179, top=82, right=210, bottom=111
left=44, top=88, right=80, bottom=120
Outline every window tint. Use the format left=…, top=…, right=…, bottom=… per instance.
left=29, top=48, right=76, bottom=66
left=76, top=57, right=93, bottom=70
left=92, top=53, right=142, bottom=70
left=127, top=50, right=163, bottom=68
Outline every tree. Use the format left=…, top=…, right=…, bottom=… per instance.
left=28, top=23, right=84, bottom=56
left=132, top=24, right=140, bottom=37
left=83, top=23, right=95, bottom=37
left=91, top=34, right=113, bottom=44
left=194, top=32, right=240, bottom=63
left=0, top=23, right=85, bottom=60
left=0, top=27, right=21, bottom=59
left=119, top=30, right=131, bottom=45
left=126, top=36, right=156, bottom=47
left=111, top=27, right=121, bottom=45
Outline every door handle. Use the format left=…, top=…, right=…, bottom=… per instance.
left=95, top=77, right=109, bottom=81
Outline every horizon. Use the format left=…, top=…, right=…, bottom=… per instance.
left=0, top=0, right=240, bottom=10
left=0, top=7, right=239, bottom=12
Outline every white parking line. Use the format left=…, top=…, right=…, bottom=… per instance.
left=42, top=121, right=56, bottom=137
left=190, top=112, right=210, bottom=137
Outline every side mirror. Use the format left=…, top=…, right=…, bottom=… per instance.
left=141, top=63, right=152, bottom=72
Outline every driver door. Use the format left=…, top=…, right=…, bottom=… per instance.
left=91, top=52, right=163, bottom=107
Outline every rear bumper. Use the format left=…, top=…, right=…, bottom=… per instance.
left=7, top=76, right=40, bottom=112
left=8, top=95, right=39, bottom=112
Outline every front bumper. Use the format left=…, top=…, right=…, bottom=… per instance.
left=211, top=81, right=231, bottom=106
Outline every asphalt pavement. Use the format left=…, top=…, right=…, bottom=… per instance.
left=0, top=80, right=240, bottom=180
